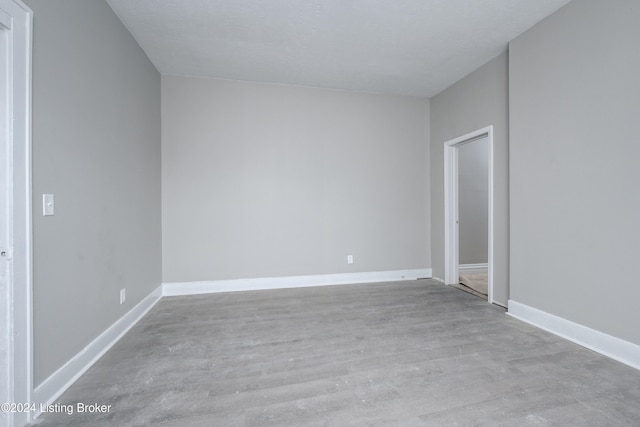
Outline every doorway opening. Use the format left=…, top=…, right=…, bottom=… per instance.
left=1, top=1, right=33, bottom=426
left=444, top=126, right=494, bottom=303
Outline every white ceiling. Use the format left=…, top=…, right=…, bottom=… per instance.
left=106, top=0, right=571, bottom=98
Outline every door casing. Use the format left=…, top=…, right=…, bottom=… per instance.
left=444, top=126, right=494, bottom=303
left=0, top=1, right=33, bottom=426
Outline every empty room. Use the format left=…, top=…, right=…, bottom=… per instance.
left=2, top=0, right=639, bottom=426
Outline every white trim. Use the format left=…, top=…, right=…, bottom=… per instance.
left=30, top=270, right=430, bottom=412
left=32, top=286, right=163, bottom=417
left=507, top=300, right=640, bottom=371
left=0, top=1, right=32, bottom=426
left=487, top=129, right=494, bottom=304
left=443, top=126, right=494, bottom=304
left=459, top=263, right=488, bottom=273
left=443, top=141, right=459, bottom=285
left=163, top=269, right=432, bottom=296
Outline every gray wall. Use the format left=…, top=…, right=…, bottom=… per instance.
left=430, top=52, right=510, bottom=305
left=162, top=76, right=430, bottom=283
left=458, top=137, right=489, bottom=265
left=509, top=0, right=640, bottom=344
left=26, top=0, right=162, bottom=386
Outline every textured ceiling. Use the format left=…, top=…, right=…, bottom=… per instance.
left=106, top=0, right=571, bottom=97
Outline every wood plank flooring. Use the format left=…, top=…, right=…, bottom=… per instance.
left=33, top=279, right=640, bottom=426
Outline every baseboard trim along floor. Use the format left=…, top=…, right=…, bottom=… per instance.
left=32, top=270, right=431, bottom=420
left=458, top=263, right=488, bottom=273
left=507, top=300, right=640, bottom=371
left=34, top=281, right=640, bottom=425
left=32, top=285, right=163, bottom=418
left=162, top=268, right=432, bottom=297
left=33, top=279, right=640, bottom=424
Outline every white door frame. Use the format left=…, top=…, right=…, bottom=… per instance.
left=0, top=1, right=32, bottom=426
left=444, top=126, right=494, bottom=304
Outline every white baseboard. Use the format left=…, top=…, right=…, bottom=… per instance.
left=30, top=270, right=431, bottom=417
left=507, top=300, right=640, bottom=371
left=459, top=263, right=488, bottom=273
left=163, top=269, right=432, bottom=296
left=33, top=286, right=163, bottom=416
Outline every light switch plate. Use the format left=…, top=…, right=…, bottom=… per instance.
left=43, top=194, right=55, bottom=216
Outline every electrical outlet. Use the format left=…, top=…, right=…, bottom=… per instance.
left=120, top=289, right=126, bottom=304
left=347, top=255, right=354, bottom=264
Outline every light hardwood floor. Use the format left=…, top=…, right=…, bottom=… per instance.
left=34, top=280, right=640, bottom=426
